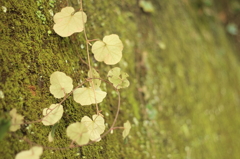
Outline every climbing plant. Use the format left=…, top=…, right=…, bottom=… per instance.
left=5, top=0, right=132, bottom=158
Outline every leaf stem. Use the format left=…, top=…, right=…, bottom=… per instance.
left=111, top=127, right=125, bottom=130
left=19, top=77, right=122, bottom=150
left=23, top=81, right=88, bottom=125
left=80, top=0, right=99, bottom=114
left=16, top=1, right=125, bottom=151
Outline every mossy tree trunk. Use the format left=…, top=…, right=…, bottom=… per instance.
left=1, top=0, right=240, bottom=158
left=0, top=0, right=142, bottom=158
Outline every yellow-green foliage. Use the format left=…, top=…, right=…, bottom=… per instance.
left=1, top=0, right=240, bottom=158
left=0, top=0, right=139, bottom=158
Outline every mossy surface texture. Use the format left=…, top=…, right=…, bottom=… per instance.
left=1, top=0, right=240, bottom=158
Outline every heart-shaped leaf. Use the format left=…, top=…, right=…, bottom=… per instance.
left=53, top=7, right=87, bottom=37
left=92, top=34, right=123, bottom=65
left=81, top=115, right=105, bottom=141
left=66, top=122, right=90, bottom=145
left=49, top=71, right=73, bottom=99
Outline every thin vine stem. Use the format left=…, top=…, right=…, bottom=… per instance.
left=14, top=1, right=126, bottom=152
left=111, top=127, right=124, bottom=130
left=17, top=76, right=122, bottom=151
left=80, top=0, right=99, bottom=114
left=21, top=81, right=88, bottom=125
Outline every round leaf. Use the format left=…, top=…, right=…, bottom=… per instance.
left=15, top=146, right=43, bottom=159
left=92, top=34, right=123, bottom=65
left=66, top=122, right=90, bottom=145
left=49, top=71, right=73, bottom=99
left=81, top=115, right=105, bottom=141
left=73, top=87, right=107, bottom=105
left=42, top=104, right=63, bottom=126
left=53, top=7, right=87, bottom=37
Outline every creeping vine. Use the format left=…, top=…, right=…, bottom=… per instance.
left=8, top=1, right=131, bottom=158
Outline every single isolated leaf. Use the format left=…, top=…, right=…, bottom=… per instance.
left=15, top=146, right=43, bottom=159
left=0, top=118, right=11, bottom=140
left=73, top=87, right=107, bottom=105
left=51, top=123, right=59, bottom=138
left=139, top=1, right=155, bottom=13
left=66, top=122, right=90, bottom=145
left=48, top=131, right=54, bottom=142
left=92, top=34, right=123, bottom=65
left=48, top=123, right=59, bottom=142
left=107, top=67, right=130, bottom=89
left=53, top=7, right=87, bottom=37
left=122, top=120, right=131, bottom=139
left=49, top=71, right=73, bottom=99
left=88, top=68, right=101, bottom=88
left=81, top=115, right=105, bottom=141
left=9, top=108, right=24, bottom=132
left=42, top=104, right=63, bottom=126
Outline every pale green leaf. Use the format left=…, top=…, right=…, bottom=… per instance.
left=48, top=131, right=54, bottom=142
left=48, top=123, right=59, bottom=142
left=15, top=146, right=43, bottom=159
left=81, top=115, right=105, bottom=141
left=139, top=1, right=155, bottom=13
left=42, top=104, right=63, bottom=126
left=88, top=68, right=101, bottom=88
left=66, top=122, right=90, bottom=145
left=53, top=7, right=87, bottom=37
left=122, top=120, right=131, bottom=139
left=73, top=87, right=107, bottom=105
left=92, top=34, right=123, bottom=65
left=49, top=71, right=73, bottom=99
left=9, top=108, right=24, bottom=132
left=51, top=123, right=59, bottom=138
left=107, top=67, right=130, bottom=89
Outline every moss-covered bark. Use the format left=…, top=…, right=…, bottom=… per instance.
left=1, top=0, right=240, bottom=158
left=0, top=0, right=142, bottom=158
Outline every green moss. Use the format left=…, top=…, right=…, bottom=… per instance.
left=1, top=0, right=240, bottom=158
left=0, top=0, right=139, bottom=158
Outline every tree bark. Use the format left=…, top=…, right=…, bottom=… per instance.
left=1, top=0, right=240, bottom=158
